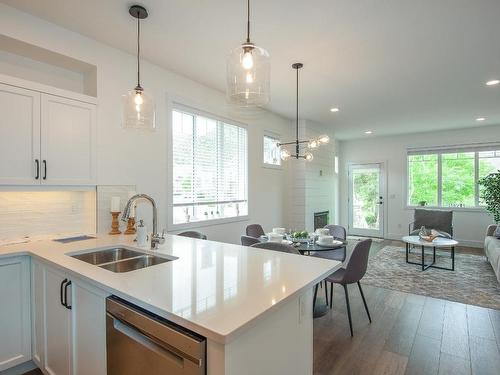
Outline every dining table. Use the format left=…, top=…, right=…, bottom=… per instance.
left=259, top=235, right=348, bottom=318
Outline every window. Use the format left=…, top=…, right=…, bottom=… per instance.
left=407, top=145, right=500, bottom=208
left=263, top=134, right=281, bottom=166
left=172, top=108, right=248, bottom=225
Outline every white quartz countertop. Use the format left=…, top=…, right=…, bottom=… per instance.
left=0, top=234, right=341, bottom=344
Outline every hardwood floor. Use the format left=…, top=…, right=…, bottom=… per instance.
left=313, top=285, right=500, bottom=375
left=313, top=238, right=498, bottom=375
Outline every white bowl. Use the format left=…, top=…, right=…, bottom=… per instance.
left=267, top=233, right=283, bottom=243
left=317, top=235, right=334, bottom=245
left=315, top=228, right=330, bottom=236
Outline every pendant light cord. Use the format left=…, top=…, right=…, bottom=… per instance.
left=137, top=15, right=141, bottom=88
left=296, top=66, right=299, bottom=158
left=246, top=0, right=251, bottom=43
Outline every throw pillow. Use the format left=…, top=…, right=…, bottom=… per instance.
left=495, top=225, right=500, bottom=239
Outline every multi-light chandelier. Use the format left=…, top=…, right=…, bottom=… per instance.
left=226, top=0, right=270, bottom=107
left=278, top=63, right=329, bottom=161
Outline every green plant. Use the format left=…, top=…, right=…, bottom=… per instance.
left=365, top=214, right=377, bottom=226
left=418, top=200, right=427, bottom=206
left=478, top=171, right=500, bottom=223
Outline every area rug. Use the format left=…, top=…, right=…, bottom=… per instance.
left=363, top=246, right=500, bottom=310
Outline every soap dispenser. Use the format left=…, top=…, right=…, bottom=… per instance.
left=136, top=219, right=148, bottom=247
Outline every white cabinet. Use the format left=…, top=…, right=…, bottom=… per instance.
left=0, top=84, right=41, bottom=185
left=41, top=94, right=96, bottom=185
left=31, top=260, right=107, bottom=375
left=0, top=82, right=96, bottom=185
left=43, top=266, right=73, bottom=375
left=0, top=256, right=31, bottom=371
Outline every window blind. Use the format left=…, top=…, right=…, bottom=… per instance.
left=172, top=108, right=248, bottom=224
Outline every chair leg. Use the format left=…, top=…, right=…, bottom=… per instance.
left=324, top=280, right=328, bottom=306
left=357, top=281, right=372, bottom=323
left=313, top=283, right=319, bottom=311
left=343, top=284, right=353, bottom=337
left=329, top=282, right=333, bottom=309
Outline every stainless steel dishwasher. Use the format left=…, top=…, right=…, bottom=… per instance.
left=106, top=296, right=206, bottom=375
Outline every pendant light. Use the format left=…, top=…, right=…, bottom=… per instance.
left=226, top=0, right=270, bottom=107
left=278, top=63, right=329, bottom=161
left=123, top=5, right=155, bottom=131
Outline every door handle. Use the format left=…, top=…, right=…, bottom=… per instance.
left=35, top=159, right=39, bottom=180
left=64, top=280, right=72, bottom=310
left=60, top=278, right=68, bottom=307
left=42, top=160, right=47, bottom=180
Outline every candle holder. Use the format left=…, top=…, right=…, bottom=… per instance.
left=109, top=212, right=122, bottom=235
left=124, top=217, right=136, bottom=235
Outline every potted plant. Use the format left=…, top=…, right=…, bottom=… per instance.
left=478, top=171, right=500, bottom=223
left=418, top=200, right=427, bottom=207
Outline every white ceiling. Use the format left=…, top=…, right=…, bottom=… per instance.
left=3, top=0, right=500, bottom=139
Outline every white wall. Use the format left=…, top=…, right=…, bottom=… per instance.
left=0, top=4, right=294, bottom=244
left=338, top=125, right=500, bottom=247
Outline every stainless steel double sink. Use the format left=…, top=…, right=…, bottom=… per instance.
left=69, top=247, right=176, bottom=273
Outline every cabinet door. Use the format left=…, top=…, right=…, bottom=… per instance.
left=44, top=266, right=72, bottom=375
left=0, top=257, right=31, bottom=371
left=41, top=94, right=96, bottom=185
left=72, top=281, right=108, bottom=375
left=0, top=84, right=41, bottom=185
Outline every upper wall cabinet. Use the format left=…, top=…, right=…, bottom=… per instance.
left=41, top=94, right=96, bottom=185
left=0, top=82, right=97, bottom=186
left=0, top=84, right=41, bottom=185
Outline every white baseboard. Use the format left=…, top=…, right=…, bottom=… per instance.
left=385, top=232, right=484, bottom=249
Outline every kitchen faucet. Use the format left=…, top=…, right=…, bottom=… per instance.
left=122, top=194, right=165, bottom=249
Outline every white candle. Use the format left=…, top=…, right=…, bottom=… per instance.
left=110, top=196, right=120, bottom=212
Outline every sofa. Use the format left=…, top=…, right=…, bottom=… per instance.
left=485, top=224, right=500, bottom=283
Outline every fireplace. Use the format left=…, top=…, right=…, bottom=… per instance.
left=314, top=211, right=329, bottom=231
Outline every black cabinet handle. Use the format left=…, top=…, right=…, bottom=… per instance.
left=64, top=280, right=72, bottom=310
left=35, top=159, right=39, bottom=180
left=60, top=278, right=68, bottom=307
left=42, top=160, right=47, bottom=180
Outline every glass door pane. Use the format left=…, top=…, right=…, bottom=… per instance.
left=349, top=163, right=384, bottom=237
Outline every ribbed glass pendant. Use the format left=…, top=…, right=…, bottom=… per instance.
left=226, top=0, right=270, bottom=107
left=123, top=5, right=156, bottom=131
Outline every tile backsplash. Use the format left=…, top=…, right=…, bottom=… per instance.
left=0, top=190, right=96, bottom=243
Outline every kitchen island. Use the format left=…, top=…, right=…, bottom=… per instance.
left=0, top=234, right=341, bottom=375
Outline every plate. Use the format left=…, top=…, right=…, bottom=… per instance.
left=316, top=240, right=343, bottom=247
left=282, top=240, right=294, bottom=245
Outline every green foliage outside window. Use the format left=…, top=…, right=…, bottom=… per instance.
left=408, top=150, right=500, bottom=208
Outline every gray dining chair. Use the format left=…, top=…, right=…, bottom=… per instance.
left=325, top=238, right=372, bottom=337
left=241, top=235, right=260, bottom=246
left=246, top=224, right=265, bottom=238
left=178, top=231, right=207, bottom=240
left=312, top=224, right=347, bottom=262
left=250, top=242, right=301, bottom=255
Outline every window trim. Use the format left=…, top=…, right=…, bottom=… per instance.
left=262, top=131, right=283, bottom=170
left=405, top=142, right=500, bottom=210
left=168, top=101, right=249, bottom=230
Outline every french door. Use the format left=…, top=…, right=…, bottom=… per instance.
left=348, top=163, right=385, bottom=238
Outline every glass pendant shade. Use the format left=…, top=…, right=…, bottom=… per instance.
left=227, top=43, right=270, bottom=107
left=123, top=88, right=156, bottom=131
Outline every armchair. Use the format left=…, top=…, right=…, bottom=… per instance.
left=409, top=209, right=453, bottom=238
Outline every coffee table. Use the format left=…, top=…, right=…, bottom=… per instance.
left=402, top=235, right=458, bottom=271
